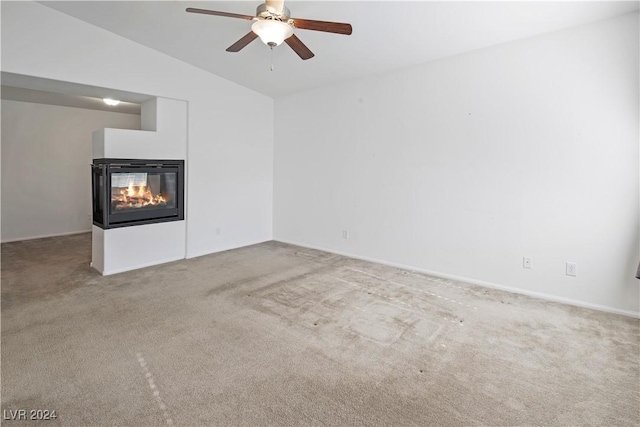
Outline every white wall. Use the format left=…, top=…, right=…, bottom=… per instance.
left=274, top=13, right=640, bottom=315
left=93, top=99, right=187, bottom=160
left=1, top=1, right=273, bottom=257
left=96, top=222, right=187, bottom=275
left=1, top=99, right=140, bottom=242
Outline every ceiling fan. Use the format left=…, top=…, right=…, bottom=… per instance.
left=186, top=0, right=352, bottom=60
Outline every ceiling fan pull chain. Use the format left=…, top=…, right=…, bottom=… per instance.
left=270, top=44, right=275, bottom=71
left=270, top=44, right=274, bottom=71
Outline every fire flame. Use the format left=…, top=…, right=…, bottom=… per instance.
left=112, top=183, right=167, bottom=210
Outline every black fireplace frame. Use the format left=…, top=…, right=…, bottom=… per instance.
left=92, top=158, right=185, bottom=229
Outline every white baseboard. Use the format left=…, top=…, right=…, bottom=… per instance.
left=275, top=239, right=640, bottom=319
left=1, top=229, right=91, bottom=243
left=185, top=238, right=272, bottom=260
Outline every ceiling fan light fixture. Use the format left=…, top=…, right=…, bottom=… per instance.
left=251, top=19, right=293, bottom=46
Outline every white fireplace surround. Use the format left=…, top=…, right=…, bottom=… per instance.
left=91, top=97, right=187, bottom=275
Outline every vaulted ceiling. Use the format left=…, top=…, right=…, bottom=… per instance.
left=42, top=1, right=639, bottom=98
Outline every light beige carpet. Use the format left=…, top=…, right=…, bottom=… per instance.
left=1, top=233, right=639, bottom=426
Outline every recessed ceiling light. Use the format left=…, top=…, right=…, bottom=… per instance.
left=103, top=98, right=120, bottom=106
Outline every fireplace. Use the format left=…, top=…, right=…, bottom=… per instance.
left=92, top=159, right=184, bottom=229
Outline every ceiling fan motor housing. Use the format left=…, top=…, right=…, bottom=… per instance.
left=256, top=3, right=291, bottom=21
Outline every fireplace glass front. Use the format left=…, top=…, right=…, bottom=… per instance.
left=92, top=159, right=184, bottom=229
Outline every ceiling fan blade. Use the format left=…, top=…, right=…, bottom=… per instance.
left=226, top=32, right=259, bottom=52
left=265, top=0, right=285, bottom=15
left=185, top=8, right=254, bottom=21
left=291, top=18, right=352, bottom=35
left=285, top=34, right=314, bottom=60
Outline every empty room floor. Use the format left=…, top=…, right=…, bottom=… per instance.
left=1, top=234, right=639, bottom=426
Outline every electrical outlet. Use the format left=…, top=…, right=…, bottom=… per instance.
left=216, top=227, right=221, bottom=236
left=342, top=230, right=349, bottom=240
left=566, top=262, right=577, bottom=277
left=523, top=257, right=532, bottom=269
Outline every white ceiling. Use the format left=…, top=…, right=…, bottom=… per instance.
left=42, top=1, right=639, bottom=98
left=1, top=71, right=154, bottom=103
left=1, top=71, right=153, bottom=113
left=1, top=85, right=142, bottom=115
